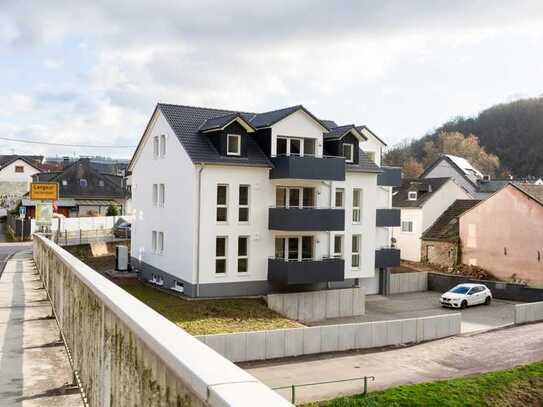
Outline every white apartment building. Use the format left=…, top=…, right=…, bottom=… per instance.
left=128, top=104, right=401, bottom=297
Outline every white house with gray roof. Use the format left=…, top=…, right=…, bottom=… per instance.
left=128, top=103, right=401, bottom=298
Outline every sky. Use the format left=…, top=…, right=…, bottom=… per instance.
left=1, top=1, right=543, bottom=159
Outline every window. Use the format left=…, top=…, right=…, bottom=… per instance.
left=275, top=187, right=314, bottom=208
left=227, top=134, right=241, bottom=156
left=15, top=166, right=24, bottom=173
left=216, top=185, right=228, bottom=222
left=290, top=139, right=301, bottom=156
left=335, top=188, right=344, bottom=208
left=343, top=144, right=354, bottom=163
left=276, top=137, right=288, bottom=155
left=302, top=236, right=314, bottom=260
left=275, top=237, right=285, bottom=259
left=408, top=191, right=418, bottom=201
left=304, top=139, right=316, bottom=156
left=237, top=236, right=249, bottom=273
left=366, top=151, right=376, bottom=163
left=215, top=237, right=227, bottom=274
left=80, top=179, right=88, bottom=188
left=158, top=184, right=165, bottom=207
left=153, top=136, right=159, bottom=159
left=152, top=231, right=164, bottom=254
left=152, top=231, right=157, bottom=252
left=288, top=237, right=299, bottom=260
left=152, top=184, right=158, bottom=206
left=333, top=235, right=343, bottom=257
left=173, top=280, right=184, bottom=293
left=352, top=235, right=361, bottom=268
left=352, top=189, right=361, bottom=223
left=98, top=180, right=104, bottom=188
left=160, top=134, right=166, bottom=157
left=302, top=187, right=314, bottom=208
left=238, top=185, right=249, bottom=222
left=401, top=221, right=413, bottom=233
left=275, top=237, right=313, bottom=261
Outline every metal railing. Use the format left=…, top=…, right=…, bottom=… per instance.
left=272, top=376, right=375, bottom=404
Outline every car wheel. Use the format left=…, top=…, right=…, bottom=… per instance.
left=461, top=300, right=468, bottom=309
left=484, top=296, right=491, bottom=305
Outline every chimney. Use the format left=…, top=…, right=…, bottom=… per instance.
left=62, top=156, right=70, bottom=169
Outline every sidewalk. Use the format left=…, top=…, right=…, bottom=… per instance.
left=0, top=250, right=82, bottom=406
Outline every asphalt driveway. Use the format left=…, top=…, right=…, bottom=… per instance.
left=310, top=291, right=520, bottom=333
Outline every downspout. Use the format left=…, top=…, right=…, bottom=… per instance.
left=321, top=180, right=334, bottom=289
left=195, top=164, right=205, bottom=297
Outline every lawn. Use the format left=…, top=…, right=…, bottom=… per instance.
left=304, top=362, right=543, bottom=407
left=119, top=281, right=303, bottom=335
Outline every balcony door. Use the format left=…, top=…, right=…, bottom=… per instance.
left=276, top=137, right=316, bottom=157
left=276, top=187, right=315, bottom=208
left=275, top=236, right=314, bottom=261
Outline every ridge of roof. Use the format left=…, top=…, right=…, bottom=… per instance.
left=356, top=125, right=387, bottom=146
left=393, top=177, right=451, bottom=208
left=420, top=154, right=480, bottom=188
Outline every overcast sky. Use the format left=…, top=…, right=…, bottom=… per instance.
left=1, top=1, right=543, bottom=158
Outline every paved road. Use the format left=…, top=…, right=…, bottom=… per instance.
left=244, top=322, right=543, bottom=403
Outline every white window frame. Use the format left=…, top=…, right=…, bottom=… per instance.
left=274, top=236, right=314, bottom=262
left=227, top=134, right=241, bottom=156
left=215, top=236, right=228, bottom=274
left=276, top=186, right=315, bottom=209
left=152, top=231, right=157, bottom=253
left=401, top=221, right=414, bottom=233
left=158, top=184, right=165, bottom=207
left=408, top=191, right=418, bottom=201
left=335, top=188, right=344, bottom=208
left=157, top=231, right=164, bottom=254
left=237, top=236, right=249, bottom=273
left=216, top=184, right=228, bottom=223
left=352, top=235, right=361, bottom=269
left=152, top=184, right=158, bottom=207
left=153, top=135, right=159, bottom=159
left=352, top=188, right=361, bottom=223
left=365, top=151, right=376, bottom=163
left=238, top=185, right=250, bottom=223
left=343, top=144, right=354, bottom=163
left=333, top=234, right=343, bottom=258
left=160, top=134, right=166, bottom=157
left=275, top=136, right=309, bottom=157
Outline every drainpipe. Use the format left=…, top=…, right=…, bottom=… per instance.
left=321, top=180, right=334, bottom=289
left=195, top=164, right=205, bottom=297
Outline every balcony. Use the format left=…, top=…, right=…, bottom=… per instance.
left=375, top=247, right=401, bottom=268
left=268, top=257, right=345, bottom=285
left=377, top=166, right=402, bottom=187
left=376, top=208, right=401, bottom=227
left=270, top=156, right=345, bottom=181
left=269, top=207, right=345, bottom=231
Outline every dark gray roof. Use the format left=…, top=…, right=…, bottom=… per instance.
left=323, top=124, right=367, bottom=141
left=393, top=177, right=451, bottom=208
left=513, top=183, right=543, bottom=206
left=250, top=105, right=329, bottom=130
left=422, top=199, right=481, bottom=242
left=476, top=179, right=509, bottom=193
left=158, top=104, right=272, bottom=167
left=346, top=149, right=382, bottom=174
left=199, top=112, right=255, bottom=132
left=0, top=155, right=44, bottom=170
left=321, top=120, right=338, bottom=129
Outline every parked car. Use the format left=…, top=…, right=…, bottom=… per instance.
left=113, top=220, right=131, bottom=238
left=440, top=283, right=492, bottom=309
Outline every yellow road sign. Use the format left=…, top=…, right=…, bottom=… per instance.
left=30, top=182, right=59, bottom=200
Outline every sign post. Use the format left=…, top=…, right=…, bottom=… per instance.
left=30, top=182, right=59, bottom=234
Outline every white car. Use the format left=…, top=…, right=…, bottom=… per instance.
left=440, top=283, right=492, bottom=309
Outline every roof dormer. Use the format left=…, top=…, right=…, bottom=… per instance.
left=200, top=113, right=256, bottom=158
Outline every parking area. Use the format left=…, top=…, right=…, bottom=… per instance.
left=310, top=291, right=521, bottom=333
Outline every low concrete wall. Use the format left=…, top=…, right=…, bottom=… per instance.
left=515, top=301, right=543, bottom=324
left=428, top=272, right=543, bottom=302
left=267, top=288, right=365, bottom=323
left=389, top=272, right=428, bottom=294
left=196, top=313, right=461, bottom=363
left=33, top=234, right=291, bottom=407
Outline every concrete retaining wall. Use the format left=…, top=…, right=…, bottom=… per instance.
left=33, top=234, right=291, bottom=407
left=389, top=272, right=428, bottom=294
left=267, top=288, right=365, bottom=323
left=428, top=272, right=543, bottom=302
left=515, top=301, right=543, bottom=324
left=196, top=313, right=461, bottom=363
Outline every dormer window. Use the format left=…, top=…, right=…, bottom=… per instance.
left=408, top=191, right=418, bottom=201
left=343, top=144, right=354, bottom=163
left=227, top=134, right=241, bottom=156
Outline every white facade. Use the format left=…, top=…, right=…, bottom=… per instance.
left=0, top=158, right=42, bottom=213
left=392, top=179, right=471, bottom=262
left=130, top=105, right=393, bottom=297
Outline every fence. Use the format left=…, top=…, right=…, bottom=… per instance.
left=267, top=288, right=365, bottom=323
left=196, top=313, right=462, bottom=363
left=428, top=272, right=543, bottom=302
left=515, top=301, right=543, bottom=324
left=389, top=272, right=428, bottom=294
left=33, top=234, right=291, bottom=407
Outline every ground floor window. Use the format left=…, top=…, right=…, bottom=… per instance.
left=237, top=236, right=249, bottom=273
left=215, top=237, right=227, bottom=274
left=274, top=236, right=314, bottom=261
left=401, top=220, right=413, bottom=233
left=352, top=235, right=361, bottom=268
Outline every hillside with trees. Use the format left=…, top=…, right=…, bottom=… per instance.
left=384, top=96, right=543, bottom=177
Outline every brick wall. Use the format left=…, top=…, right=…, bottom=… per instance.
left=421, top=240, right=458, bottom=267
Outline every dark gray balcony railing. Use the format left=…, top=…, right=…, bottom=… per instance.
left=268, top=257, right=345, bottom=285
left=376, top=208, right=401, bottom=227
left=375, top=247, right=401, bottom=268
left=377, top=166, right=402, bottom=187
left=270, top=155, right=345, bottom=181
left=269, top=207, right=345, bottom=231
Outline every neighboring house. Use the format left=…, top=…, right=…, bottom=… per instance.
left=391, top=178, right=471, bottom=262
left=23, top=158, right=126, bottom=218
left=420, top=199, right=480, bottom=266
left=128, top=103, right=401, bottom=298
left=0, top=155, right=45, bottom=216
left=459, top=183, right=543, bottom=284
